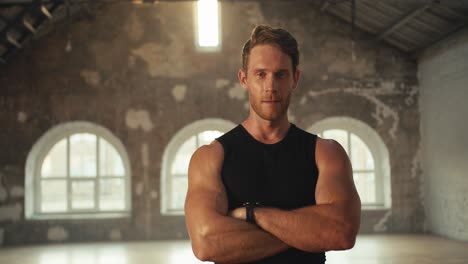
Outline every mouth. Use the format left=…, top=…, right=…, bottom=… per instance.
left=262, top=100, right=281, bottom=103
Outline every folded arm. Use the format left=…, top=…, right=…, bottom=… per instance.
left=184, top=141, right=289, bottom=263
left=231, top=138, right=361, bottom=252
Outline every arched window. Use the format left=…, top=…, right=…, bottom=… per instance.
left=25, top=121, right=131, bottom=219
left=161, top=118, right=236, bottom=215
left=308, top=117, right=391, bottom=209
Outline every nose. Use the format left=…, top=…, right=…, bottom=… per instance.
left=264, top=74, right=278, bottom=93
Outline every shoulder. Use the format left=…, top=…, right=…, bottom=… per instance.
left=191, top=140, right=224, bottom=165
left=188, top=141, right=225, bottom=187
left=316, top=137, right=342, bottom=150
left=315, top=137, right=350, bottom=169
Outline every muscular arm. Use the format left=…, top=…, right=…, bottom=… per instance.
left=233, top=138, right=361, bottom=252
left=184, top=141, right=289, bottom=263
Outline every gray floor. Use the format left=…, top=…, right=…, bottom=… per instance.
left=1, top=234, right=467, bottom=264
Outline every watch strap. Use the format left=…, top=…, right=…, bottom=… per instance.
left=243, top=202, right=261, bottom=224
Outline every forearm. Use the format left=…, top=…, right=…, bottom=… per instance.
left=255, top=204, right=358, bottom=252
left=192, top=215, right=288, bottom=263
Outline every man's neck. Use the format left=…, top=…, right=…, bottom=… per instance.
left=241, top=115, right=291, bottom=144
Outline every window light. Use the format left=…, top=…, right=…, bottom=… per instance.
left=197, top=0, right=220, bottom=48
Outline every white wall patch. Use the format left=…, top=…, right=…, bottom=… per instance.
left=307, top=86, right=404, bottom=140
left=125, top=109, right=154, bottom=132
left=300, top=96, right=307, bottom=105
left=135, top=182, right=144, bottom=196
left=17, top=111, right=27, bottom=123
left=172, top=84, right=187, bottom=102
left=216, top=79, right=230, bottom=89
left=228, top=83, right=246, bottom=100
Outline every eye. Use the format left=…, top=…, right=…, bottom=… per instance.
left=257, top=72, right=266, bottom=78
left=275, top=72, right=286, bottom=79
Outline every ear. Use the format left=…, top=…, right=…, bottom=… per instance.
left=292, top=68, right=301, bottom=91
left=238, top=69, right=248, bottom=89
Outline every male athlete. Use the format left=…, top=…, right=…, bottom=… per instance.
left=185, top=25, right=361, bottom=263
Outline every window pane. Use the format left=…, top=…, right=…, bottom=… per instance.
left=351, top=133, right=375, bottom=170
left=70, top=133, right=97, bottom=177
left=353, top=172, right=376, bottom=204
left=71, top=181, right=95, bottom=209
left=171, top=177, right=188, bottom=210
left=99, top=179, right=125, bottom=210
left=323, top=129, right=349, bottom=154
left=197, top=130, right=223, bottom=146
left=41, top=139, right=67, bottom=178
left=41, top=180, right=67, bottom=212
left=99, top=139, right=125, bottom=177
left=171, top=136, right=197, bottom=175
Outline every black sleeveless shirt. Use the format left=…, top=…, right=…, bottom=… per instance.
left=216, top=123, right=326, bottom=264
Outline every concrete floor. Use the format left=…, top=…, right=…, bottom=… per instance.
left=0, top=234, right=467, bottom=264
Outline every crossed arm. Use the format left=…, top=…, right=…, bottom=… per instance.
left=184, top=142, right=288, bottom=263
left=184, top=138, right=361, bottom=263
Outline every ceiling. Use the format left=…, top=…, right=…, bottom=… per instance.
left=320, top=0, right=468, bottom=55
left=0, top=1, right=64, bottom=64
left=1, top=0, right=468, bottom=66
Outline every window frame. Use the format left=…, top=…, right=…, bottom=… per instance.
left=161, top=118, right=236, bottom=215
left=25, top=121, right=132, bottom=220
left=308, top=117, right=391, bottom=210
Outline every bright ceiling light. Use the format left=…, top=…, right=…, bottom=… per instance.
left=197, top=0, right=219, bottom=48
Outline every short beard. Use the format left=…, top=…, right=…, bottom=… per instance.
left=250, top=92, right=292, bottom=122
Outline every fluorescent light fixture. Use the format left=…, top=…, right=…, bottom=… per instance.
left=197, top=0, right=219, bottom=48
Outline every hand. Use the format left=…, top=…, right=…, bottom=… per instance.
left=228, top=207, right=246, bottom=220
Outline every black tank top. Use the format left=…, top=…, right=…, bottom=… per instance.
left=216, top=123, right=325, bottom=264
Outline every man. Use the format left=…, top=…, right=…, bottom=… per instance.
left=185, top=25, right=361, bottom=263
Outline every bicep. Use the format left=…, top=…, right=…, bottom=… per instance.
left=314, top=138, right=361, bottom=220
left=185, top=142, right=229, bottom=231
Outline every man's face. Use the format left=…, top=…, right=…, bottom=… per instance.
left=238, top=44, right=300, bottom=122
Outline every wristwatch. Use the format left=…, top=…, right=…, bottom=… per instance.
left=243, top=202, right=262, bottom=224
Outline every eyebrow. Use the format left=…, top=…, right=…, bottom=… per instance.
left=251, top=68, right=290, bottom=73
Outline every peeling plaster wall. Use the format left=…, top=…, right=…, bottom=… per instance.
left=419, top=28, right=468, bottom=241
left=0, top=1, right=422, bottom=245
